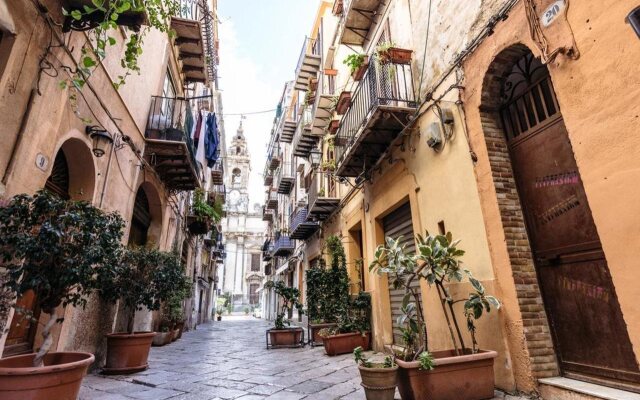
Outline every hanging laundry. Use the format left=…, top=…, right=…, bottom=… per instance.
left=196, top=110, right=208, bottom=164
left=205, top=112, right=220, bottom=168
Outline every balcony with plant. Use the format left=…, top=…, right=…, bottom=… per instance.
left=308, top=169, right=340, bottom=221
left=187, top=189, right=222, bottom=235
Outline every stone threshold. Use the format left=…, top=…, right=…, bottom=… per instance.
left=539, top=377, right=640, bottom=400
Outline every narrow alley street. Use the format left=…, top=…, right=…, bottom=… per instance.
left=79, top=317, right=527, bottom=400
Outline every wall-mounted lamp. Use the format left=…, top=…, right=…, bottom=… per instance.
left=627, top=6, right=640, bottom=38
left=309, top=146, right=322, bottom=168
left=85, top=126, right=113, bottom=158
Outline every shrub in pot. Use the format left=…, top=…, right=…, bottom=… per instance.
left=344, top=54, right=369, bottom=81
left=264, top=281, right=304, bottom=348
left=0, top=190, right=124, bottom=399
left=101, top=248, right=186, bottom=374
left=370, top=232, right=500, bottom=400
left=354, top=346, right=398, bottom=400
left=153, top=274, right=189, bottom=345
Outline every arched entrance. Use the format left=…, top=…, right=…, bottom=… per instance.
left=481, top=46, right=639, bottom=385
left=4, top=138, right=96, bottom=356
left=128, top=182, right=163, bottom=247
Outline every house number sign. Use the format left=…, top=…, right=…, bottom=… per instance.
left=35, top=153, right=49, bottom=172
left=541, top=0, right=566, bottom=27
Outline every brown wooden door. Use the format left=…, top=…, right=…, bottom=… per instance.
left=502, top=54, right=640, bottom=384
left=3, top=290, right=40, bottom=356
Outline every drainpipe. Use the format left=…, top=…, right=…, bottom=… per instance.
left=2, top=89, right=37, bottom=188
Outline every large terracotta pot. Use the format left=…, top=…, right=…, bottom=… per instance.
left=175, top=321, right=185, bottom=339
left=308, top=322, right=337, bottom=346
left=152, top=331, right=172, bottom=346
left=395, top=350, right=497, bottom=400
left=358, top=364, right=398, bottom=400
left=267, top=328, right=303, bottom=348
left=171, top=328, right=180, bottom=342
left=323, top=331, right=370, bottom=356
left=0, top=352, right=94, bottom=400
left=103, top=332, right=155, bottom=375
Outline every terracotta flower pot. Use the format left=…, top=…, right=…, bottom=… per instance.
left=322, top=331, right=370, bottom=356
left=351, top=56, right=369, bottom=81
left=329, top=119, right=340, bottom=134
left=216, top=315, right=222, bottom=321
left=359, top=364, right=398, bottom=400
left=309, top=322, right=337, bottom=345
left=0, top=352, right=94, bottom=400
left=267, top=328, right=303, bottom=348
left=152, top=331, right=172, bottom=346
left=336, top=91, right=352, bottom=115
left=103, top=332, right=155, bottom=375
left=378, top=47, right=413, bottom=65
left=395, top=350, right=497, bottom=400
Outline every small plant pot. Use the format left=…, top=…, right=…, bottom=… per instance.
left=395, top=349, right=497, bottom=400
left=358, top=364, right=398, bottom=400
left=351, top=56, right=369, bottom=81
left=310, top=78, right=318, bottom=92
left=378, top=47, right=413, bottom=65
left=216, top=315, right=222, bottom=321
left=187, top=216, right=211, bottom=235
left=103, top=332, right=155, bottom=375
left=267, top=327, right=304, bottom=348
left=309, top=322, right=337, bottom=346
left=322, top=331, right=370, bottom=356
left=152, top=331, right=173, bottom=346
left=336, top=91, right=352, bottom=115
left=0, top=352, right=94, bottom=400
left=332, top=0, right=344, bottom=16
left=329, top=119, right=340, bottom=134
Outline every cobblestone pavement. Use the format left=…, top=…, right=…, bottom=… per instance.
left=80, top=317, right=529, bottom=399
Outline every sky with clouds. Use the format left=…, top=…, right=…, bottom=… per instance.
left=217, top=0, right=319, bottom=207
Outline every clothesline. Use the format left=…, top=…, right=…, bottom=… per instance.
left=224, top=108, right=277, bottom=116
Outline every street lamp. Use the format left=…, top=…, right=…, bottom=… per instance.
left=309, top=146, right=322, bottom=168
left=85, top=126, right=114, bottom=158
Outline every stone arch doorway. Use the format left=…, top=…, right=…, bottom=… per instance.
left=4, top=138, right=96, bottom=356
left=480, top=45, right=639, bottom=385
left=128, top=182, right=163, bottom=247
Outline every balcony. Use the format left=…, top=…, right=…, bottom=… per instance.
left=294, top=37, right=322, bottom=91
left=211, top=155, right=224, bottom=185
left=268, top=152, right=282, bottom=170
left=308, top=172, right=340, bottom=220
left=266, top=190, right=278, bottom=210
left=293, top=108, right=317, bottom=158
left=335, top=59, right=416, bottom=177
left=337, top=0, right=384, bottom=46
left=262, top=239, right=274, bottom=261
left=144, top=96, right=201, bottom=191
left=263, top=168, right=274, bottom=186
left=311, top=72, right=337, bottom=137
left=209, top=184, right=226, bottom=203
left=171, top=0, right=215, bottom=83
left=276, top=163, right=295, bottom=195
left=262, top=207, right=274, bottom=222
left=272, top=234, right=295, bottom=257
left=289, top=206, right=319, bottom=240
left=280, top=119, right=298, bottom=143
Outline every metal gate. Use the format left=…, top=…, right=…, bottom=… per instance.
left=500, top=52, right=640, bottom=384
left=383, top=202, right=420, bottom=345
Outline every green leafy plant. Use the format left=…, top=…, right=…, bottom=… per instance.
left=343, top=53, right=367, bottom=75
left=101, top=247, right=185, bottom=334
left=0, top=190, right=124, bottom=367
left=354, top=346, right=395, bottom=369
left=375, top=41, right=395, bottom=64
left=369, top=232, right=500, bottom=364
left=192, top=189, right=220, bottom=222
left=321, top=160, right=336, bottom=172
left=264, top=281, right=303, bottom=329
left=418, top=351, right=435, bottom=370
left=61, top=0, right=180, bottom=89
left=161, top=271, right=191, bottom=327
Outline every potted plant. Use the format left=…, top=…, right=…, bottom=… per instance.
left=370, top=232, right=500, bottom=400
left=157, top=276, right=190, bottom=344
left=152, top=325, right=173, bottom=347
left=336, top=91, right=352, bottom=115
left=321, top=160, right=336, bottom=172
left=344, top=54, right=369, bottom=81
left=328, top=119, right=340, bottom=135
left=264, top=281, right=304, bottom=348
left=216, top=308, right=223, bottom=321
left=101, top=248, right=185, bottom=374
left=0, top=190, right=124, bottom=399
left=354, top=346, right=398, bottom=400
left=187, top=189, right=220, bottom=235
left=305, top=89, right=315, bottom=106
left=320, top=291, right=372, bottom=356
left=375, top=42, right=413, bottom=65
left=306, top=266, right=337, bottom=346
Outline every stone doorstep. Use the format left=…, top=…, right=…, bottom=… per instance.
left=539, top=377, right=640, bottom=400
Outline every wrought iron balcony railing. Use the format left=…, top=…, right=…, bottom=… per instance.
left=334, top=59, right=416, bottom=177
left=272, top=233, right=295, bottom=257
left=308, top=171, right=340, bottom=220
left=294, top=36, right=322, bottom=91
left=289, top=206, right=319, bottom=240
left=292, top=108, right=317, bottom=158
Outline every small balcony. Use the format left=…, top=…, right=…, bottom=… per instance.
left=272, top=234, right=295, bottom=257
left=263, top=168, right=274, bottom=186
left=289, top=206, right=319, bottom=240
left=280, top=119, right=298, bottom=143
left=266, top=190, right=278, bottom=210
left=308, top=171, right=340, bottom=220
left=268, top=152, right=282, bottom=171
left=144, top=96, right=201, bottom=191
left=262, top=239, right=274, bottom=261
left=294, top=37, right=322, bottom=91
left=311, top=72, right=337, bottom=137
left=293, top=108, right=317, bottom=158
left=335, top=59, right=416, bottom=177
left=209, top=184, right=226, bottom=203
left=276, top=163, right=295, bottom=195
left=337, top=0, right=384, bottom=46
left=262, top=207, right=274, bottom=222
left=210, top=155, right=224, bottom=185
left=171, top=0, right=213, bottom=83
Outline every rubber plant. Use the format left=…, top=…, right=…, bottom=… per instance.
left=101, top=247, right=186, bottom=333
left=369, top=232, right=500, bottom=368
left=0, top=190, right=124, bottom=367
left=264, top=281, right=303, bottom=329
left=61, top=0, right=180, bottom=89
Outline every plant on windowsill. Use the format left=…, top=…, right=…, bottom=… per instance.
left=354, top=346, right=398, bottom=400
left=264, top=281, right=304, bottom=348
left=187, top=189, right=220, bottom=235
left=369, top=232, right=500, bottom=400
left=344, top=54, right=369, bottom=81
left=0, top=190, right=124, bottom=399
left=100, top=247, right=186, bottom=374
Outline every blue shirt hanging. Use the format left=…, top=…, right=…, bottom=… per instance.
left=204, top=112, right=219, bottom=168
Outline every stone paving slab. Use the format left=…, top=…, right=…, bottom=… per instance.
left=80, top=316, right=532, bottom=399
